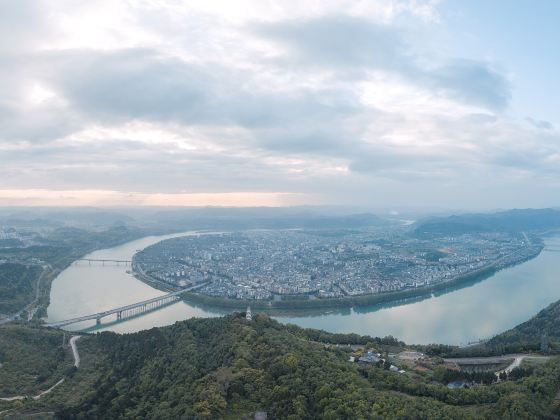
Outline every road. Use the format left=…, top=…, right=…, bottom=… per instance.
left=445, top=353, right=550, bottom=369
left=70, top=335, right=81, bottom=367
left=497, top=354, right=549, bottom=375
left=47, top=282, right=209, bottom=329
left=502, top=356, right=524, bottom=373
left=31, top=378, right=65, bottom=401
left=0, top=264, right=50, bottom=325
left=0, top=334, right=82, bottom=402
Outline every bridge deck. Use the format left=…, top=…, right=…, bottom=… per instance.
left=46, top=288, right=193, bottom=327
left=76, top=258, right=172, bottom=263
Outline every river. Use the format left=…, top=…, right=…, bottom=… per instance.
left=47, top=232, right=560, bottom=345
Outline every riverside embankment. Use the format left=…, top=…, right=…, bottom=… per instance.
left=47, top=232, right=560, bottom=345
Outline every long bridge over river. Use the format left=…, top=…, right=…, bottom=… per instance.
left=75, top=258, right=176, bottom=266
left=46, top=285, right=202, bottom=329
left=76, top=258, right=132, bottom=266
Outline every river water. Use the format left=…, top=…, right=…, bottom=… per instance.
left=47, top=232, right=560, bottom=345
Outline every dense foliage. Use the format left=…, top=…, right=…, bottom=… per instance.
left=0, top=324, right=72, bottom=396
left=415, top=208, right=560, bottom=236
left=53, top=314, right=560, bottom=419
left=487, top=299, right=560, bottom=353
left=418, top=298, right=560, bottom=359
left=0, top=226, right=145, bottom=319
left=0, top=263, right=41, bottom=313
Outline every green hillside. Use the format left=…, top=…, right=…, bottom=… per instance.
left=415, top=208, right=560, bottom=236
left=2, top=313, right=559, bottom=419
left=487, top=300, right=560, bottom=353
left=0, top=264, right=41, bottom=314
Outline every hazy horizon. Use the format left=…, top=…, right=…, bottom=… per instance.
left=1, top=1, right=559, bottom=209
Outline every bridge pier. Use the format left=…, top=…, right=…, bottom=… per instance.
left=46, top=288, right=189, bottom=329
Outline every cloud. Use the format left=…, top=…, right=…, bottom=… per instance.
left=526, top=117, right=553, bottom=130
left=0, top=0, right=48, bottom=53
left=255, top=15, right=408, bottom=73
left=428, top=59, right=511, bottom=110
left=255, top=14, right=512, bottom=110
left=16, top=47, right=358, bottom=133
left=0, top=0, right=557, bottom=209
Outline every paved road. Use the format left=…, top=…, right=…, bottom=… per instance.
left=0, top=334, right=82, bottom=402
left=31, top=378, right=65, bottom=401
left=498, top=354, right=550, bottom=374
left=445, top=355, right=514, bottom=365
left=445, top=353, right=550, bottom=368
left=0, top=264, right=50, bottom=325
left=70, top=335, right=81, bottom=368
left=47, top=281, right=209, bottom=328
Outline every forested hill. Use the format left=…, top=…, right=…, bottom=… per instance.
left=422, top=300, right=560, bottom=359
left=487, top=299, right=560, bottom=352
left=415, top=208, right=560, bottom=236
left=49, top=314, right=559, bottom=419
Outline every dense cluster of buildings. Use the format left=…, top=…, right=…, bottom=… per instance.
left=133, top=229, right=542, bottom=301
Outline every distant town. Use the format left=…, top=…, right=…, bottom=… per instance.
left=132, top=228, right=543, bottom=301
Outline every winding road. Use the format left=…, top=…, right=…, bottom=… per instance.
left=0, top=264, right=50, bottom=325
left=70, top=335, right=81, bottom=368
left=0, top=334, right=81, bottom=402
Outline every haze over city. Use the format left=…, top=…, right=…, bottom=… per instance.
left=1, top=0, right=559, bottom=210
left=3, top=2, right=560, bottom=418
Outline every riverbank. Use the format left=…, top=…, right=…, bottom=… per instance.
left=136, top=243, right=543, bottom=314
left=48, top=230, right=559, bottom=344
left=180, top=266, right=497, bottom=312
left=12, top=228, right=153, bottom=324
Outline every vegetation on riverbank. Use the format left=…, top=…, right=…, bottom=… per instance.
left=177, top=259, right=537, bottom=314
left=0, top=226, right=149, bottom=321
left=132, top=230, right=543, bottom=316
left=0, top=264, right=42, bottom=314
left=487, top=299, right=560, bottom=353
left=2, top=312, right=560, bottom=419
left=416, top=298, right=560, bottom=359
left=0, top=324, right=73, bottom=397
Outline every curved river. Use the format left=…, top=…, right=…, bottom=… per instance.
left=47, top=232, right=560, bottom=345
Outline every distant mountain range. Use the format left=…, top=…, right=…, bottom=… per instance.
left=414, top=208, right=560, bottom=236
left=0, top=206, right=391, bottom=231
left=148, top=208, right=389, bottom=230
left=3, top=206, right=560, bottom=234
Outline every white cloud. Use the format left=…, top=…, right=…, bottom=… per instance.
left=0, top=0, right=558, bottom=208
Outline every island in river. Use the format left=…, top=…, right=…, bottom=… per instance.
left=130, top=229, right=543, bottom=312
left=47, top=228, right=560, bottom=345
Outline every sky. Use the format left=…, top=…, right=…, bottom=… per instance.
left=0, top=0, right=559, bottom=210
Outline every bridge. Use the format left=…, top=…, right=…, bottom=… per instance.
left=46, top=287, right=197, bottom=329
left=76, top=258, right=132, bottom=266
left=75, top=258, right=175, bottom=266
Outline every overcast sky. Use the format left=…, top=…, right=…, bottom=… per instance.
left=0, top=0, right=559, bottom=209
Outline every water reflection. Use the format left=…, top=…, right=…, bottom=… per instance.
left=48, top=233, right=560, bottom=345
left=277, top=236, right=560, bottom=345
left=47, top=232, right=226, bottom=332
